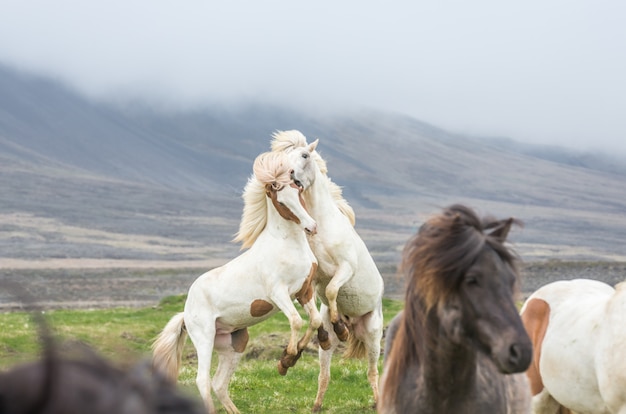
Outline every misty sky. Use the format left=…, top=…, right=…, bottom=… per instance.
left=1, top=1, right=625, bottom=153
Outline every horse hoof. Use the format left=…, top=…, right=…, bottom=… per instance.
left=278, top=348, right=303, bottom=375
left=277, top=360, right=288, bottom=376
left=333, top=321, right=349, bottom=342
left=311, top=404, right=322, bottom=413
left=318, top=327, right=331, bottom=350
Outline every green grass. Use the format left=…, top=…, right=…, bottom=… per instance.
left=0, top=296, right=404, bottom=413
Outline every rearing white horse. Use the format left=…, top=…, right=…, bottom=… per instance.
left=152, top=151, right=322, bottom=414
left=271, top=131, right=385, bottom=412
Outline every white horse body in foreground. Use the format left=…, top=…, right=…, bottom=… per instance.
left=153, top=151, right=321, bottom=414
left=521, top=278, right=626, bottom=414
left=272, top=131, right=385, bottom=412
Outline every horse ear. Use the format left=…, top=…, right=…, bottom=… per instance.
left=488, top=217, right=515, bottom=242
left=308, top=139, right=319, bottom=152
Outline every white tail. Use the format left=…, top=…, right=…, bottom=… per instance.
left=152, top=312, right=187, bottom=383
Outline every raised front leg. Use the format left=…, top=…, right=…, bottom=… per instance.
left=270, top=285, right=313, bottom=376
left=324, top=261, right=354, bottom=341
left=278, top=296, right=323, bottom=375
left=270, top=286, right=304, bottom=357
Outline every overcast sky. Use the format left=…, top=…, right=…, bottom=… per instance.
left=1, top=1, right=625, bottom=153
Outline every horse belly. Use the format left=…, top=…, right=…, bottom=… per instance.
left=336, top=283, right=381, bottom=316
left=214, top=302, right=279, bottom=331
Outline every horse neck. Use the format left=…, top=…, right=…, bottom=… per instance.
left=418, top=307, right=478, bottom=402
left=302, top=170, right=339, bottom=221
left=262, top=196, right=307, bottom=243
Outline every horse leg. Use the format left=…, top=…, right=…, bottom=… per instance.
left=270, top=287, right=305, bottom=375
left=324, top=262, right=354, bottom=342
left=313, top=303, right=341, bottom=413
left=186, top=322, right=217, bottom=413
left=278, top=296, right=324, bottom=373
left=297, top=297, right=323, bottom=350
left=317, top=324, right=332, bottom=350
left=212, top=329, right=249, bottom=414
left=360, top=308, right=383, bottom=408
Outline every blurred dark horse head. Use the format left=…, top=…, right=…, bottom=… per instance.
left=0, top=282, right=202, bottom=414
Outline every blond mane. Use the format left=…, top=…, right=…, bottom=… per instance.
left=233, top=152, right=293, bottom=249
left=270, top=130, right=356, bottom=226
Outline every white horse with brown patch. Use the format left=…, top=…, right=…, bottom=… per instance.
left=152, top=151, right=321, bottom=414
left=271, top=131, right=385, bottom=412
left=521, top=278, right=626, bottom=414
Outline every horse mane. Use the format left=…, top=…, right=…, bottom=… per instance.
left=382, top=204, right=521, bottom=406
left=233, top=151, right=293, bottom=249
left=270, top=130, right=356, bottom=226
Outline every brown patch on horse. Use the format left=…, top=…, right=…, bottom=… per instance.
left=250, top=299, right=274, bottom=317
left=521, top=297, right=550, bottom=396
left=295, top=262, right=317, bottom=305
left=266, top=184, right=301, bottom=224
left=231, top=328, right=249, bottom=353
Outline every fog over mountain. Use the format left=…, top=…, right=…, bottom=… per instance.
left=2, top=1, right=626, bottom=155
left=2, top=65, right=626, bottom=269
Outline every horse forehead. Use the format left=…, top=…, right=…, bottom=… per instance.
left=275, top=185, right=300, bottom=204
left=288, top=148, right=314, bottom=169
left=472, top=246, right=513, bottom=277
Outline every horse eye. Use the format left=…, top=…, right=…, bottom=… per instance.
left=302, top=153, right=308, bottom=159
left=465, top=275, right=479, bottom=286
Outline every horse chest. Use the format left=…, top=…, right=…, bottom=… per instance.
left=307, top=238, right=337, bottom=275
left=389, top=353, right=512, bottom=414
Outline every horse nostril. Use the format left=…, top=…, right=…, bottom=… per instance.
left=508, top=343, right=525, bottom=367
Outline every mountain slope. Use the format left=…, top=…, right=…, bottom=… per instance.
left=1, top=64, right=626, bottom=266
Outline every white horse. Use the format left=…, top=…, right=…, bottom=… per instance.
left=521, top=278, right=626, bottom=414
left=152, top=151, right=322, bottom=414
left=271, top=131, right=385, bottom=412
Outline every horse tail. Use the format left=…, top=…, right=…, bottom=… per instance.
left=152, top=312, right=187, bottom=383
left=343, top=331, right=367, bottom=359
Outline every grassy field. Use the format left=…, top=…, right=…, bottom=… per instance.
left=0, top=296, right=404, bottom=413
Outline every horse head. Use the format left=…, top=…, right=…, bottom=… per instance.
left=286, top=139, right=320, bottom=192
left=254, top=151, right=317, bottom=236
left=405, top=204, right=532, bottom=374
left=268, top=129, right=320, bottom=191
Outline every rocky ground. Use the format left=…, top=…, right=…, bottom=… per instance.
left=1, top=261, right=624, bottom=311
left=520, top=261, right=626, bottom=296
